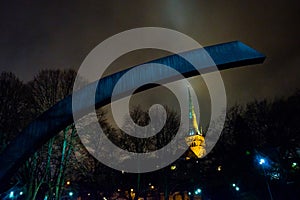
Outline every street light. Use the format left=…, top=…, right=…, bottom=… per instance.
left=259, top=158, right=265, bottom=165
left=232, top=183, right=239, bottom=191
left=257, top=156, right=274, bottom=200
left=170, top=165, right=176, bottom=170
left=195, top=188, right=201, bottom=195
left=69, top=192, right=73, bottom=197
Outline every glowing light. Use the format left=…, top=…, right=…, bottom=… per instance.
left=188, top=192, right=191, bottom=195
left=271, top=172, right=280, bottom=180
left=9, top=191, right=14, bottom=198
left=195, top=188, right=201, bottom=195
left=232, top=183, right=236, bottom=187
left=259, top=158, right=265, bottom=165
left=235, top=187, right=240, bottom=191
left=292, top=162, right=297, bottom=168
left=130, top=188, right=134, bottom=192
left=171, top=165, right=176, bottom=170
left=150, top=185, right=154, bottom=189
left=117, top=189, right=121, bottom=192
left=19, top=191, right=23, bottom=195
left=217, top=166, right=222, bottom=171
left=66, top=181, right=70, bottom=185
left=69, top=192, right=73, bottom=196
left=88, top=193, right=91, bottom=196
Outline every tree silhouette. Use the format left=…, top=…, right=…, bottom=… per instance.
left=0, top=72, right=32, bottom=153
left=8, top=69, right=92, bottom=200
left=1, top=69, right=299, bottom=199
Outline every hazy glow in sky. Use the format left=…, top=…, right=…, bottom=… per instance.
left=0, top=0, right=299, bottom=107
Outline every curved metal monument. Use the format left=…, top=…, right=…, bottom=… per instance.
left=0, top=41, right=265, bottom=186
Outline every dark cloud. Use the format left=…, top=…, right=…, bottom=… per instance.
left=0, top=0, right=299, bottom=109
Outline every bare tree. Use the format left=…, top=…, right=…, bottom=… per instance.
left=117, top=106, right=180, bottom=154
left=0, top=72, right=32, bottom=153
left=11, top=69, right=86, bottom=200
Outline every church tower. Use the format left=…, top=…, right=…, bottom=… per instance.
left=185, top=88, right=206, bottom=159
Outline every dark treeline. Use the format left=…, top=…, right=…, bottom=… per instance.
left=0, top=70, right=299, bottom=200
left=193, top=92, right=300, bottom=199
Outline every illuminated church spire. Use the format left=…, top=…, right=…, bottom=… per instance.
left=185, top=87, right=206, bottom=158
left=188, top=88, right=202, bottom=136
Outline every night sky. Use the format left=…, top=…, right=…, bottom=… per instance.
left=0, top=0, right=299, bottom=114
